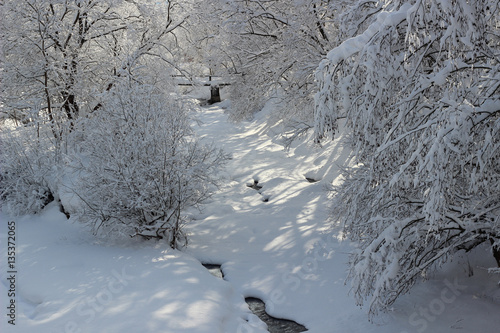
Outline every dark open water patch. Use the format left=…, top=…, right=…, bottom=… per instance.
left=202, top=263, right=224, bottom=279
left=246, top=179, right=263, bottom=190
left=245, top=297, right=308, bottom=333
left=305, top=176, right=319, bottom=183
left=201, top=263, right=308, bottom=332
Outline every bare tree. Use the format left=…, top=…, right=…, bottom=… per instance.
left=1, top=0, right=188, bottom=138
left=0, top=0, right=191, bottom=215
left=194, top=0, right=340, bottom=133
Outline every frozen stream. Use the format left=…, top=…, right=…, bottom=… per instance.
left=202, top=264, right=308, bottom=333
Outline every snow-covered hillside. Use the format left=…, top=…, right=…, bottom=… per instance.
left=1, top=99, right=499, bottom=333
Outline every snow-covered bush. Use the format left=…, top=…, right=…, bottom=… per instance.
left=72, top=83, right=228, bottom=248
left=315, top=0, right=500, bottom=315
left=0, top=124, right=58, bottom=215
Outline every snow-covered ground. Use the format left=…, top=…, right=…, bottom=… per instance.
left=2, top=96, right=500, bottom=332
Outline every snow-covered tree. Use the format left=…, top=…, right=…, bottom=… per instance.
left=315, top=0, right=500, bottom=315
left=71, top=80, right=228, bottom=248
left=0, top=0, right=187, bottom=135
left=197, top=0, right=339, bottom=129
left=0, top=0, right=189, bottom=214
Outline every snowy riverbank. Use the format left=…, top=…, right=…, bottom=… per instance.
left=1, top=100, right=499, bottom=332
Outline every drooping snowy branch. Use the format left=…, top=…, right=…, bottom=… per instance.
left=315, top=0, right=500, bottom=315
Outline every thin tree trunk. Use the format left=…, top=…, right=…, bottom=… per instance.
left=492, top=239, right=500, bottom=267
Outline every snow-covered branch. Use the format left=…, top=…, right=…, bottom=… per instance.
left=316, top=0, right=500, bottom=316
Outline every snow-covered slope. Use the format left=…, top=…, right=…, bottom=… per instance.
left=1, top=99, right=499, bottom=332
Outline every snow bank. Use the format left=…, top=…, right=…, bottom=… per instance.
left=0, top=204, right=253, bottom=333
left=185, top=102, right=500, bottom=332
left=2, top=98, right=499, bottom=332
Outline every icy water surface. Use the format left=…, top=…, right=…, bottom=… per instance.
left=202, top=264, right=307, bottom=332
left=202, top=264, right=224, bottom=279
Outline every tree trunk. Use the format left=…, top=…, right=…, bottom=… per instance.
left=209, top=85, right=221, bottom=104
left=492, top=239, right=500, bottom=267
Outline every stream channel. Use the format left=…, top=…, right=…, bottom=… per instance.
left=202, top=264, right=308, bottom=333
